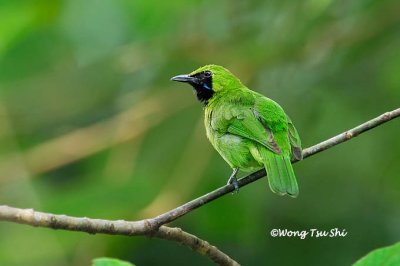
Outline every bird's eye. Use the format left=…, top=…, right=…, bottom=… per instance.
left=204, top=71, right=212, bottom=77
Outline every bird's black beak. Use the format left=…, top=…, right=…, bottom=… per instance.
left=170, top=74, right=195, bottom=83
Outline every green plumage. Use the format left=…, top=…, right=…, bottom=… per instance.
left=172, top=64, right=302, bottom=197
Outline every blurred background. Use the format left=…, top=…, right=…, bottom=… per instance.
left=0, top=0, right=399, bottom=265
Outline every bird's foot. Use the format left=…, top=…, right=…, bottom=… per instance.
left=227, top=176, right=239, bottom=193
left=227, top=168, right=240, bottom=193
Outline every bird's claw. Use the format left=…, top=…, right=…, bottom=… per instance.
left=227, top=176, right=240, bottom=193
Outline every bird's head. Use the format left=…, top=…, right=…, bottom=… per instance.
left=171, top=64, right=243, bottom=105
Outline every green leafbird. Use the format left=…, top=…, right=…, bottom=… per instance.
left=171, top=65, right=302, bottom=197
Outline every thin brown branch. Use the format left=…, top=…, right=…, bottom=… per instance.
left=0, top=205, right=239, bottom=266
left=155, top=226, right=239, bottom=266
left=301, top=109, right=400, bottom=158
left=0, top=108, right=398, bottom=265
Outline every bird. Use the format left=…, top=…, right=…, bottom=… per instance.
left=171, top=65, right=302, bottom=197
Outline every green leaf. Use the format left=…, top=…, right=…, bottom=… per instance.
left=353, top=242, right=400, bottom=266
left=92, top=257, right=135, bottom=266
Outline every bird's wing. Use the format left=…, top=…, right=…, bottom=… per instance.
left=252, top=94, right=303, bottom=160
left=212, top=103, right=282, bottom=154
left=286, top=115, right=303, bottom=160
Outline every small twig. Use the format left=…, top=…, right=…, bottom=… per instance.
left=301, top=110, right=399, bottom=158
left=155, top=226, right=239, bottom=266
left=0, top=108, right=398, bottom=265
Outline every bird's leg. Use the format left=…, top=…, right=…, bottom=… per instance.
left=227, top=168, right=240, bottom=193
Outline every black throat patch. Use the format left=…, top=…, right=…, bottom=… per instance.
left=193, top=85, right=214, bottom=105
left=191, top=71, right=214, bottom=105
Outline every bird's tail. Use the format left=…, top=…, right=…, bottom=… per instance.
left=261, top=149, right=299, bottom=198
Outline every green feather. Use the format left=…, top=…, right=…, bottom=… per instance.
left=262, top=149, right=299, bottom=197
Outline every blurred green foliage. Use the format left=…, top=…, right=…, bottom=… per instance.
left=353, top=242, right=400, bottom=266
left=92, top=257, right=135, bottom=266
left=0, top=0, right=399, bottom=265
